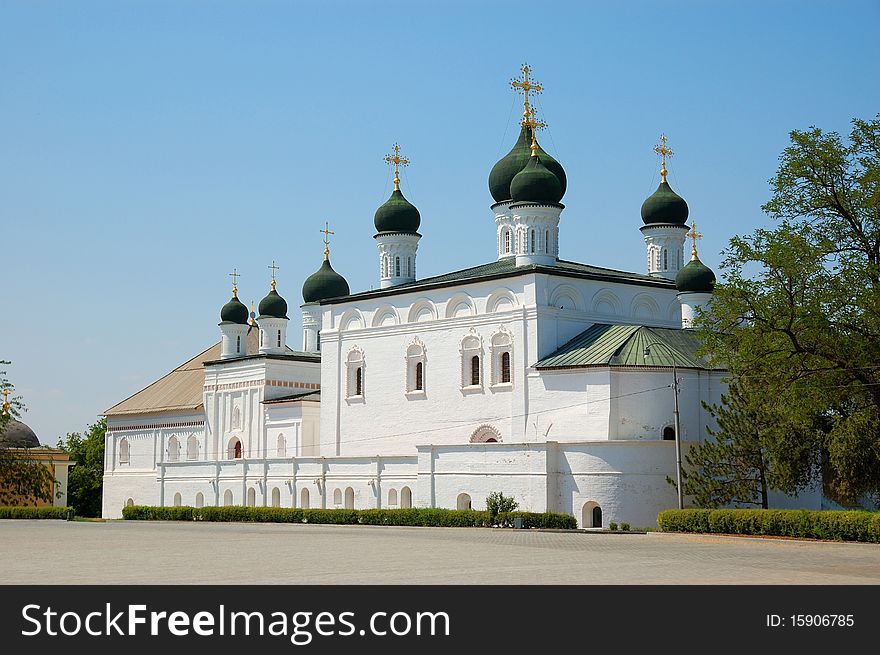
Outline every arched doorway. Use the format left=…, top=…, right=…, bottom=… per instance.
left=228, top=437, right=242, bottom=459
left=246, top=487, right=256, bottom=507
left=173, top=492, right=182, bottom=507
left=400, top=486, right=412, bottom=509
left=663, top=426, right=676, bottom=441
left=271, top=487, right=281, bottom=507
left=300, top=487, right=310, bottom=509
left=223, top=490, right=233, bottom=506
left=344, top=487, right=355, bottom=509
left=457, top=493, right=472, bottom=510
left=125, top=498, right=134, bottom=507
left=195, top=492, right=204, bottom=508
left=582, top=501, right=602, bottom=528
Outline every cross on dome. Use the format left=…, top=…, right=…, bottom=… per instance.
left=384, top=143, right=410, bottom=191
left=320, top=222, right=335, bottom=260
left=654, top=133, right=674, bottom=182
left=268, top=260, right=280, bottom=290
left=228, top=268, right=240, bottom=297
left=510, top=63, right=543, bottom=127
left=686, top=221, right=703, bottom=260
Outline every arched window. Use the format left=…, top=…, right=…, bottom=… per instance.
left=545, top=229, right=550, bottom=253
left=457, top=493, right=472, bottom=510
left=395, top=256, right=401, bottom=277
left=186, top=435, right=198, bottom=461
left=460, top=334, right=482, bottom=389
left=271, top=487, right=281, bottom=507
left=236, top=335, right=241, bottom=354
left=173, top=492, right=182, bottom=507
left=246, top=487, right=256, bottom=507
left=277, top=330, right=281, bottom=347
left=490, top=330, right=513, bottom=387
left=277, top=433, right=287, bottom=458
left=223, top=490, right=233, bottom=506
left=388, top=488, right=398, bottom=506
left=228, top=437, right=242, bottom=460
left=300, top=487, right=310, bottom=509
left=663, top=249, right=668, bottom=270
left=530, top=229, right=536, bottom=253
left=195, top=492, right=204, bottom=508
left=344, top=487, right=355, bottom=509
left=167, top=436, right=180, bottom=462
left=125, top=497, right=134, bottom=507
left=470, top=425, right=502, bottom=443
left=663, top=426, right=676, bottom=441
left=232, top=407, right=241, bottom=430
left=407, top=257, right=412, bottom=277
left=347, top=348, right=365, bottom=399
left=400, top=486, right=412, bottom=509
left=406, top=339, right=427, bottom=393
left=119, top=438, right=130, bottom=465
left=333, top=488, right=342, bottom=507
left=504, top=229, right=511, bottom=254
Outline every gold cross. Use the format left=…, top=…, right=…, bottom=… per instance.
left=319, top=221, right=335, bottom=260
left=686, top=221, right=703, bottom=259
left=511, top=63, right=543, bottom=127
left=268, top=260, right=279, bottom=290
left=524, top=107, right=547, bottom=156
left=384, top=143, right=410, bottom=191
left=228, top=268, right=240, bottom=297
left=654, top=133, right=673, bottom=182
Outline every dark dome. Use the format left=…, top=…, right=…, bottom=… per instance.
left=488, top=126, right=567, bottom=203
left=676, top=256, right=716, bottom=293
left=510, top=155, right=564, bottom=204
left=258, top=287, right=288, bottom=319
left=374, top=189, right=421, bottom=234
left=641, top=180, right=689, bottom=225
left=0, top=418, right=40, bottom=448
left=302, top=258, right=351, bottom=303
left=219, top=295, right=249, bottom=325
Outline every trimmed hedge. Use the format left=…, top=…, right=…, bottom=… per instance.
left=657, top=509, right=880, bottom=543
left=0, top=506, right=72, bottom=520
left=121, top=505, right=577, bottom=529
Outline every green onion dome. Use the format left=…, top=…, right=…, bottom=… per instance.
left=258, top=285, right=288, bottom=319
left=374, top=189, right=421, bottom=234
left=488, top=126, right=567, bottom=203
left=302, top=257, right=351, bottom=303
left=510, top=154, right=564, bottom=204
left=640, top=180, right=689, bottom=225
left=676, top=256, right=716, bottom=293
left=219, top=294, right=249, bottom=325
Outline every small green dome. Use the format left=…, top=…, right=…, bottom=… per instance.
left=302, top=258, right=350, bottom=303
left=258, top=287, right=288, bottom=319
left=641, top=180, right=689, bottom=225
left=220, top=294, right=249, bottom=324
left=374, top=189, right=421, bottom=234
left=676, top=256, right=716, bottom=293
left=510, top=154, right=564, bottom=204
left=488, top=126, right=567, bottom=203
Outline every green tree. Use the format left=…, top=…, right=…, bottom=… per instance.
left=698, top=114, right=880, bottom=506
left=0, top=361, right=56, bottom=506
left=57, top=418, right=106, bottom=517
left=485, top=491, right=518, bottom=521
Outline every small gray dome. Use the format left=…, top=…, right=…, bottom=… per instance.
left=0, top=418, right=40, bottom=448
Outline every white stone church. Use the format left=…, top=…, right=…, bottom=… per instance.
left=102, top=75, right=745, bottom=527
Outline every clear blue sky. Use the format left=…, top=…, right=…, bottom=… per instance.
left=3, top=0, right=878, bottom=443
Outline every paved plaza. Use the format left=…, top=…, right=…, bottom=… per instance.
left=2, top=520, right=878, bottom=584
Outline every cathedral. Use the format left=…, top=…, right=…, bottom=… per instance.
left=102, top=67, right=733, bottom=527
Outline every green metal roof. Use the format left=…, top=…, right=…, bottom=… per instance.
left=535, top=323, right=722, bottom=370
left=322, top=257, right=673, bottom=304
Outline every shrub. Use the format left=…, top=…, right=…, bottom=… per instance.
left=657, top=509, right=880, bottom=543
left=620, top=522, right=631, bottom=531
left=121, top=505, right=578, bottom=529
left=486, top=491, right=519, bottom=521
left=609, top=521, right=618, bottom=531
left=0, top=506, right=71, bottom=519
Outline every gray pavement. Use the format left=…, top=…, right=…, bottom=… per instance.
left=2, top=520, right=878, bottom=584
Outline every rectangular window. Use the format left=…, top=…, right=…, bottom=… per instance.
left=395, top=257, right=401, bottom=277
left=415, top=361, right=423, bottom=390
left=501, top=351, right=511, bottom=383
left=471, top=355, right=480, bottom=386
left=277, top=330, right=281, bottom=347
